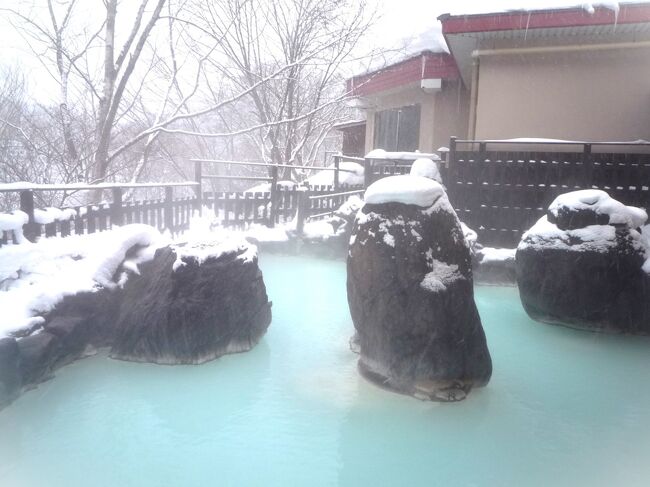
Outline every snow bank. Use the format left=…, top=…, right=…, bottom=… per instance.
left=478, top=247, right=516, bottom=264
left=410, top=158, right=442, bottom=183
left=0, top=224, right=164, bottom=337
left=549, top=189, right=647, bottom=229
left=305, top=162, right=364, bottom=187
left=302, top=220, right=336, bottom=240
left=365, top=175, right=444, bottom=207
left=186, top=210, right=290, bottom=244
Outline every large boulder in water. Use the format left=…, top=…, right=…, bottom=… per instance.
left=111, top=239, right=272, bottom=364
left=516, top=189, right=650, bottom=333
left=347, top=175, right=492, bottom=401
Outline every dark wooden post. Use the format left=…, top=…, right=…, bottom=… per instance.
left=164, top=186, right=174, bottom=233
left=110, top=187, right=123, bottom=228
left=20, top=190, right=38, bottom=242
left=268, top=164, right=279, bottom=228
left=583, top=143, right=593, bottom=189
left=296, top=189, right=309, bottom=235
left=333, top=155, right=340, bottom=190
left=194, top=160, right=203, bottom=214
left=448, top=136, right=457, bottom=170
left=364, top=158, right=372, bottom=188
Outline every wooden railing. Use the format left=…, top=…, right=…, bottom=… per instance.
left=0, top=182, right=199, bottom=245
left=445, top=137, right=650, bottom=246
left=193, top=156, right=364, bottom=228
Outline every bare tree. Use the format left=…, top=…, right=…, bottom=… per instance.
left=186, top=0, right=374, bottom=178
left=1, top=0, right=377, bottom=197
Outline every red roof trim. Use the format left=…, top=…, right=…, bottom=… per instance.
left=347, top=52, right=459, bottom=97
left=440, top=3, right=650, bottom=35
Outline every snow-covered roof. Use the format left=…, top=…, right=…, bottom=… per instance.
left=348, top=2, right=650, bottom=93
left=440, top=2, right=650, bottom=85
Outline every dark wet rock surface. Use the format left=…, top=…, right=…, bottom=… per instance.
left=347, top=185, right=492, bottom=401
left=517, top=191, right=650, bottom=334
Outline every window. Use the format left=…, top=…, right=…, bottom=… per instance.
left=374, top=104, right=420, bottom=151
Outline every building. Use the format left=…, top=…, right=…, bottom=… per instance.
left=346, top=2, right=650, bottom=153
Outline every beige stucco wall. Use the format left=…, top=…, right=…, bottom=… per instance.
left=473, top=47, right=650, bottom=141
left=362, top=81, right=469, bottom=154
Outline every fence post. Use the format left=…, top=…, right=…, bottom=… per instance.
left=268, top=164, right=278, bottom=228
left=296, top=189, right=309, bottom=235
left=364, top=158, right=372, bottom=188
left=164, top=186, right=174, bottom=233
left=333, top=155, right=340, bottom=190
left=448, top=136, right=457, bottom=170
left=20, top=190, right=37, bottom=242
left=110, top=187, right=123, bottom=228
left=583, top=143, right=593, bottom=188
left=194, top=160, right=203, bottom=215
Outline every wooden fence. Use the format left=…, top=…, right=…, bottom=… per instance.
left=0, top=182, right=199, bottom=246
left=445, top=137, right=650, bottom=247
left=194, top=157, right=365, bottom=228
left=203, top=185, right=364, bottom=229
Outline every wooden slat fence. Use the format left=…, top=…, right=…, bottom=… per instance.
left=203, top=184, right=364, bottom=229
left=445, top=138, right=650, bottom=247
left=0, top=183, right=199, bottom=247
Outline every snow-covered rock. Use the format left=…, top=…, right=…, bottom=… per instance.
left=110, top=237, right=271, bottom=364
left=0, top=226, right=272, bottom=409
left=516, top=190, right=650, bottom=333
left=347, top=178, right=492, bottom=401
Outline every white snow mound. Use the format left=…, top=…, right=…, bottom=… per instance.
left=0, top=224, right=164, bottom=337
left=549, top=189, right=647, bottom=229
left=410, top=158, right=442, bottom=183
left=365, top=175, right=444, bottom=207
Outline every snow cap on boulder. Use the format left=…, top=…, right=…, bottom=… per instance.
left=364, top=175, right=444, bottom=207
left=548, top=189, right=647, bottom=230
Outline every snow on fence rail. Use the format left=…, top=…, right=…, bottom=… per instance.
left=0, top=182, right=199, bottom=246
left=445, top=137, right=650, bottom=247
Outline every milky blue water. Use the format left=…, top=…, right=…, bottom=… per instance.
left=2, top=254, right=650, bottom=487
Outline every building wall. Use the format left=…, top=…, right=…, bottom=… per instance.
left=363, top=81, right=469, bottom=153
left=433, top=80, right=470, bottom=149
left=474, top=47, right=650, bottom=141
